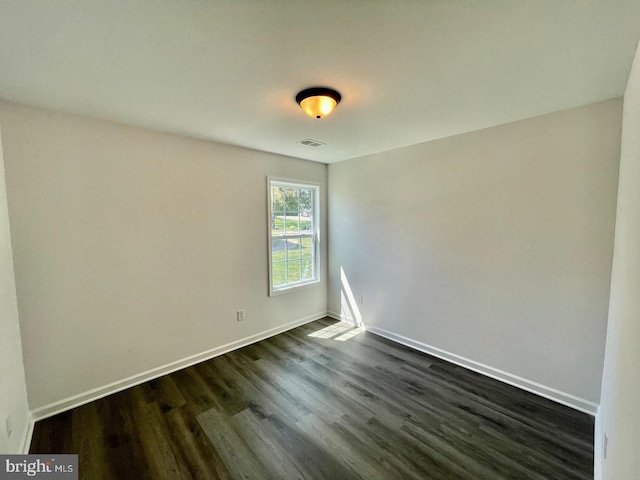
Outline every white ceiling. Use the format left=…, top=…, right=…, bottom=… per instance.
left=1, top=1, right=640, bottom=164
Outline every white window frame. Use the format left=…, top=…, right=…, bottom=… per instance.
left=267, top=177, right=320, bottom=296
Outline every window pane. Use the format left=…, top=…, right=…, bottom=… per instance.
left=300, top=189, right=313, bottom=211
left=272, top=262, right=286, bottom=286
left=272, top=187, right=285, bottom=211
left=285, top=214, right=300, bottom=235
left=301, top=258, right=313, bottom=281
left=300, top=212, right=312, bottom=232
left=287, top=260, right=301, bottom=283
left=271, top=213, right=285, bottom=236
left=301, top=237, right=313, bottom=258
left=286, top=238, right=301, bottom=260
left=272, top=238, right=286, bottom=263
left=285, top=188, right=299, bottom=212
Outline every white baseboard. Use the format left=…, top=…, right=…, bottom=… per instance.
left=365, top=324, right=598, bottom=416
left=328, top=310, right=366, bottom=328
left=327, top=310, right=346, bottom=322
left=19, top=414, right=34, bottom=454
left=30, top=311, right=327, bottom=422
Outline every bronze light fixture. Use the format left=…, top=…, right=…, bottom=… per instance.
left=296, top=87, right=341, bottom=119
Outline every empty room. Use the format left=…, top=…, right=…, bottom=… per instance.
left=1, top=1, right=639, bottom=479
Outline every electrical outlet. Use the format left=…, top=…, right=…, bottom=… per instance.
left=604, top=433, right=608, bottom=459
left=237, top=309, right=245, bottom=322
left=357, top=295, right=363, bottom=306
left=4, top=416, right=11, bottom=439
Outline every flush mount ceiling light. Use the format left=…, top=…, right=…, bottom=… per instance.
left=296, top=87, right=341, bottom=119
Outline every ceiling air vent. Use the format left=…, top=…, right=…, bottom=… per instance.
left=297, top=138, right=326, bottom=148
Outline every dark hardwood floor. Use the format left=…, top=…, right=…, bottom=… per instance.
left=30, top=317, right=594, bottom=479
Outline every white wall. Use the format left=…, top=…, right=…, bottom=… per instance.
left=328, top=99, right=621, bottom=407
left=598, top=39, right=640, bottom=479
left=0, top=122, right=30, bottom=453
left=0, top=101, right=327, bottom=411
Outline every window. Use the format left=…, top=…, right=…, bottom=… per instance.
left=268, top=178, right=320, bottom=295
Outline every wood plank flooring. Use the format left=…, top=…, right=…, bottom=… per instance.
left=30, top=317, right=594, bottom=479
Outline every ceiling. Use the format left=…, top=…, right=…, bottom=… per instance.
left=1, top=1, right=640, bottom=164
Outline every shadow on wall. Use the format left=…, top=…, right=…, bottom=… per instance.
left=307, top=267, right=365, bottom=342
left=340, top=266, right=363, bottom=327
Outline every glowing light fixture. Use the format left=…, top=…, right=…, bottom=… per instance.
left=296, top=87, right=341, bottom=119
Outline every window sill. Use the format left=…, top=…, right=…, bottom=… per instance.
left=270, top=279, right=321, bottom=297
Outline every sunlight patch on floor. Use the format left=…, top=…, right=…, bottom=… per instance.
left=334, top=327, right=366, bottom=341
left=307, top=322, right=364, bottom=341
